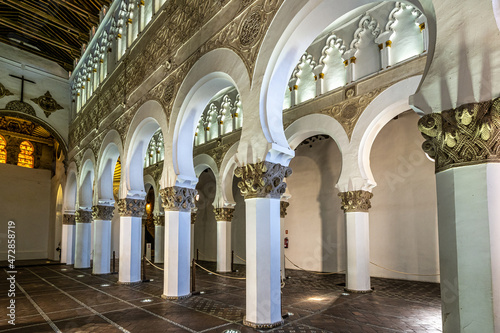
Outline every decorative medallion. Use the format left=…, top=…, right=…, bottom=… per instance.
left=213, top=207, right=234, bottom=222
left=63, top=214, right=75, bottom=225
left=418, top=98, right=500, bottom=173
left=117, top=198, right=146, bottom=217
left=31, top=91, right=63, bottom=118
left=338, top=190, right=373, bottom=212
left=75, top=209, right=92, bottom=223
left=234, top=161, right=292, bottom=199
left=92, top=205, right=115, bottom=220
left=0, top=83, right=13, bottom=98
left=5, top=101, right=36, bottom=117
left=280, top=201, right=289, bottom=218
left=160, top=186, right=197, bottom=212
left=239, top=10, right=263, bottom=46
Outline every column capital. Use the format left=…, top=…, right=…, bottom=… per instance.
left=159, top=186, right=197, bottom=212
left=213, top=207, right=234, bottom=222
left=117, top=198, right=146, bottom=217
left=63, top=214, right=76, bottom=225
left=234, top=161, right=292, bottom=199
left=280, top=201, right=290, bottom=218
left=338, top=190, right=373, bottom=213
left=191, top=209, right=197, bottom=224
left=153, top=215, right=165, bottom=226
left=92, top=205, right=114, bottom=220
left=419, top=98, right=500, bottom=173
left=75, top=209, right=92, bottom=223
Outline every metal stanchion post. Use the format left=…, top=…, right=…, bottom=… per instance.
left=191, top=258, right=196, bottom=293
left=231, top=250, right=234, bottom=272
left=142, top=256, right=150, bottom=282
left=112, top=251, right=117, bottom=274
left=196, top=249, right=199, bottom=261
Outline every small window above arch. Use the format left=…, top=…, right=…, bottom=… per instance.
left=18, top=141, right=34, bottom=168
left=0, top=135, right=6, bottom=164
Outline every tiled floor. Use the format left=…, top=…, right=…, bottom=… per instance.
left=0, top=261, right=442, bottom=332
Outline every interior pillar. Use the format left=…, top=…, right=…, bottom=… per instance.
left=91, top=205, right=114, bottom=275
left=214, top=207, right=234, bottom=272
left=61, top=212, right=76, bottom=265
left=74, top=209, right=92, bottom=269
left=235, top=161, right=292, bottom=329
left=153, top=214, right=165, bottom=263
left=160, top=186, right=197, bottom=299
left=338, top=191, right=373, bottom=293
left=419, top=100, right=500, bottom=333
left=117, top=198, right=145, bottom=284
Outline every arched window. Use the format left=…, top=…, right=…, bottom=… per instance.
left=0, top=135, right=6, bottom=164
left=18, top=141, right=34, bottom=168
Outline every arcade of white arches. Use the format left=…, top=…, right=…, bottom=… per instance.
left=1, top=0, right=500, bottom=332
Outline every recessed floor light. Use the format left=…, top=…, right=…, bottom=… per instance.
left=101, top=284, right=111, bottom=287
left=61, top=269, right=67, bottom=271
left=342, top=292, right=350, bottom=296
left=140, top=299, right=153, bottom=303
left=150, top=279, right=154, bottom=281
left=200, top=291, right=205, bottom=294
left=308, top=297, right=324, bottom=301
left=76, top=275, right=85, bottom=278
left=223, top=330, right=240, bottom=333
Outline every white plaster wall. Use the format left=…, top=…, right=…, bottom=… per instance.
left=285, top=137, right=346, bottom=273
left=0, top=163, right=51, bottom=260
left=369, top=111, right=439, bottom=282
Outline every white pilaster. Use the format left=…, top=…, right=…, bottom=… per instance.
left=61, top=224, right=75, bottom=265
left=345, top=212, right=371, bottom=292
left=163, top=210, right=191, bottom=298
left=288, top=78, right=298, bottom=107
left=313, top=65, right=324, bottom=96
left=154, top=223, right=164, bottom=263
left=244, top=198, right=282, bottom=327
left=93, top=219, right=112, bottom=274
left=436, top=163, right=500, bottom=333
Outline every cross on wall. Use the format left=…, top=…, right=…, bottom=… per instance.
left=9, top=74, right=35, bottom=102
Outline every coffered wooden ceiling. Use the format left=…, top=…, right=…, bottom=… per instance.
left=0, top=0, right=112, bottom=72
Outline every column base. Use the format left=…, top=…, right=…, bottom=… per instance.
left=344, top=287, right=373, bottom=294
left=243, top=317, right=284, bottom=329
left=117, top=280, right=142, bottom=285
left=92, top=272, right=111, bottom=276
left=161, top=293, right=191, bottom=300
left=73, top=266, right=91, bottom=270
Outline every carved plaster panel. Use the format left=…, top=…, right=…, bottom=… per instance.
left=160, top=186, right=198, bottom=212
left=338, top=190, right=373, bottom=212
left=213, top=207, right=234, bottom=221
left=63, top=214, right=76, bottom=225
left=0, top=83, right=13, bottom=98
left=5, top=101, right=36, bottom=117
left=92, top=205, right=115, bottom=220
left=31, top=91, right=63, bottom=118
left=75, top=209, right=92, bottom=223
left=117, top=198, right=146, bottom=217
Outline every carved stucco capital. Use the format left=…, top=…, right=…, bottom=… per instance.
left=191, top=208, right=198, bottom=224
left=213, top=207, right=234, bottom=222
left=418, top=98, right=500, bottom=173
left=338, top=190, right=373, bottom=213
left=234, top=161, right=292, bottom=199
left=117, top=198, right=146, bottom=217
left=92, top=205, right=115, bottom=220
left=280, top=201, right=290, bottom=218
left=63, top=214, right=75, bottom=225
left=160, top=186, right=197, bottom=212
left=153, top=215, right=165, bottom=226
left=75, top=209, right=92, bottom=223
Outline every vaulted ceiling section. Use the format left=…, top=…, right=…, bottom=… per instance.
left=0, top=0, right=112, bottom=72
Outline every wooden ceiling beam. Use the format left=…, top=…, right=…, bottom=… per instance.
left=1, top=0, right=88, bottom=41
left=49, top=0, right=99, bottom=24
left=0, top=36, right=73, bottom=70
left=0, top=16, right=80, bottom=54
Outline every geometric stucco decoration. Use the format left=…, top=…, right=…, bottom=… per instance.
left=0, top=83, right=13, bottom=99
left=5, top=100, right=36, bottom=117
left=31, top=91, right=64, bottom=118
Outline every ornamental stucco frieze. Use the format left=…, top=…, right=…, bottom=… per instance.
left=160, top=186, right=198, bottom=212
left=213, top=207, right=235, bottom=222
left=117, top=198, right=146, bottom=217
left=338, top=190, right=373, bottom=213
left=234, top=161, right=292, bottom=199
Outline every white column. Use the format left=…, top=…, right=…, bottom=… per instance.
left=288, top=78, right=298, bottom=107
left=244, top=198, right=282, bottom=327
left=160, top=186, right=197, bottom=299
left=141, top=216, right=146, bottom=259
left=235, top=161, right=291, bottom=329
left=214, top=207, right=234, bottom=272
left=117, top=198, right=145, bottom=284
left=154, top=215, right=165, bottom=263
left=342, top=50, right=356, bottom=83
left=74, top=209, right=92, bottom=269
left=339, top=191, right=373, bottom=293
left=313, top=65, right=324, bottom=96
left=61, top=213, right=76, bottom=265
left=92, top=205, right=114, bottom=275
left=436, top=164, right=500, bottom=333
left=375, top=32, right=392, bottom=69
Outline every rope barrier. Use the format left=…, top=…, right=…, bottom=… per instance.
left=234, top=253, right=246, bottom=263
left=144, top=256, right=164, bottom=271
left=285, top=255, right=345, bottom=275
left=194, top=262, right=246, bottom=280
left=370, top=261, right=440, bottom=276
